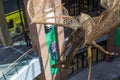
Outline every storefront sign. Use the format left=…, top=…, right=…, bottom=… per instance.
left=44, top=8, right=58, bottom=75
left=115, top=26, right=120, bottom=46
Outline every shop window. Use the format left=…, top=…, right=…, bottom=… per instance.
left=62, top=0, right=104, bottom=16
left=3, top=0, right=26, bottom=39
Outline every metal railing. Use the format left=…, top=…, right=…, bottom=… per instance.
left=67, top=41, right=107, bottom=76
left=0, top=48, right=37, bottom=80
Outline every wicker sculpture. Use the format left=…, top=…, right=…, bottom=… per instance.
left=27, top=0, right=120, bottom=80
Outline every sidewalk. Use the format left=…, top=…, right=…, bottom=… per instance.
left=68, top=57, right=120, bottom=80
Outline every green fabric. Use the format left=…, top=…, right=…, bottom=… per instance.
left=45, top=25, right=59, bottom=76
left=115, top=26, right=120, bottom=46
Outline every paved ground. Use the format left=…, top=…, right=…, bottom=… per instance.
left=68, top=57, right=120, bottom=80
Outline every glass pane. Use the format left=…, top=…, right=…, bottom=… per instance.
left=98, top=50, right=104, bottom=61
left=3, top=0, right=26, bottom=39
left=73, top=58, right=77, bottom=71
left=92, top=48, right=97, bottom=62
left=67, top=68, right=72, bottom=75
left=78, top=59, right=82, bottom=69
left=84, top=52, right=87, bottom=67
left=77, top=54, right=82, bottom=69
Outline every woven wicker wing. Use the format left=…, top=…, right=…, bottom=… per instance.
left=76, top=13, right=95, bottom=43
left=97, top=3, right=120, bottom=38
left=88, top=0, right=120, bottom=41
left=101, top=0, right=117, bottom=9
left=27, top=0, right=80, bottom=30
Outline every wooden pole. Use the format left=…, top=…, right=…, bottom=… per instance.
left=54, top=0, right=67, bottom=80
left=24, top=0, right=65, bottom=80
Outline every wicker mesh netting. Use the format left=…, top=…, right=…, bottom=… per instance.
left=100, top=0, right=117, bottom=9
left=93, top=0, right=120, bottom=38
left=27, top=0, right=101, bottom=31
left=27, top=0, right=81, bottom=30
left=27, top=0, right=119, bottom=33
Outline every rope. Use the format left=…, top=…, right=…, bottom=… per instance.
left=87, top=46, right=92, bottom=80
